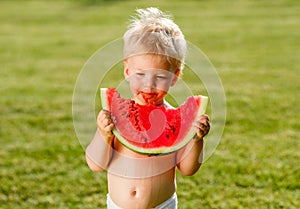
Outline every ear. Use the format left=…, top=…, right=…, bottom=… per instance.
left=123, top=60, right=130, bottom=81
left=171, top=69, right=180, bottom=86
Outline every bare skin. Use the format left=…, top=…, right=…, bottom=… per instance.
left=85, top=55, right=210, bottom=209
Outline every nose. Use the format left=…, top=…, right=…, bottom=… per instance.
left=143, top=75, right=156, bottom=91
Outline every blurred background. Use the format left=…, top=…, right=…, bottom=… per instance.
left=1, top=0, right=299, bottom=208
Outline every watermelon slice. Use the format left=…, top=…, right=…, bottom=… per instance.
left=101, top=88, right=208, bottom=155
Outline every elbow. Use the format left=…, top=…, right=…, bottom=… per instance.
left=85, top=154, right=106, bottom=172
left=177, top=163, right=202, bottom=176
left=179, top=169, right=197, bottom=176
left=88, top=164, right=105, bottom=172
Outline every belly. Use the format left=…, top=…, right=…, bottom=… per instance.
left=107, top=140, right=177, bottom=209
left=108, top=169, right=176, bottom=209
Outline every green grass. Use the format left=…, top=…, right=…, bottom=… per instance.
left=1, top=0, right=299, bottom=208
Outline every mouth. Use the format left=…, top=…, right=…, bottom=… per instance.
left=138, top=91, right=158, bottom=103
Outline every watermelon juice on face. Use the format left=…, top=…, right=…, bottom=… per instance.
left=138, top=91, right=166, bottom=104
left=124, top=54, right=179, bottom=106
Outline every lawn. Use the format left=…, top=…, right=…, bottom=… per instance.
left=0, top=0, right=299, bottom=208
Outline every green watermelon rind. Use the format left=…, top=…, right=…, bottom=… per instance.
left=100, top=88, right=208, bottom=155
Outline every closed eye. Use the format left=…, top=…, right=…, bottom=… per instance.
left=136, top=72, right=145, bottom=76
left=156, top=75, right=167, bottom=79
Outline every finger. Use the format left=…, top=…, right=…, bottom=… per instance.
left=102, top=124, right=114, bottom=137
left=200, top=114, right=210, bottom=122
left=103, top=111, right=114, bottom=123
left=98, top=110, right=113, bottom=121
left=103, top=118, right=109, bottom=126
left=99, top=109, right=110, bottom=118
left=106, top=123, right=114, bottom=130
left=97, top=118, right=107, bottom=131
left=199, top=114, right=209, bottom=120
left=97, top=113, right=106, bottom=125
left=194, top=120, right=210, bottom=137
left=194, top=119, right=209, bottom=128
left=200, top=121, right=210, bottom=131
left=199, top=115, right=209, bottom=122
left=98, top=110, right=106, bottom=122
left=200, top=123, right=210, bottom=132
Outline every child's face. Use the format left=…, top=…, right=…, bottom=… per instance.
left=124, top=54, right=179, bottom=105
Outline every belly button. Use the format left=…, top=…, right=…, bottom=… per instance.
left=131, top=190, right=137, bottom=197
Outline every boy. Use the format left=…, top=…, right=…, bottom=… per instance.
left=86, top=8, right=210, bottom=209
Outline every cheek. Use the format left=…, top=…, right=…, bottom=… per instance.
left=156, top=79, right=173, bottom=91
left=128, top=77, right=142, bottom=91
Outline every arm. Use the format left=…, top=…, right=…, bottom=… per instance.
left=85, top=110, right=115, bottom=172
left=176, top=114, right=210, bottom=176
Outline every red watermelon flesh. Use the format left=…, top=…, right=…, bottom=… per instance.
left=101, top=88, right=208, bottom=155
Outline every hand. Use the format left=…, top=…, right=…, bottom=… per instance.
left=193, top=114, right=210, bottom=141
left=97, top=109, right=115, bottom=143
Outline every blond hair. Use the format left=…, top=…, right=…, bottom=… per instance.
left=123, top=7, right=187, bottom=71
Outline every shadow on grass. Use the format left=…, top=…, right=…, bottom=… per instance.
left=74, top=0, right=124, bottom=7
